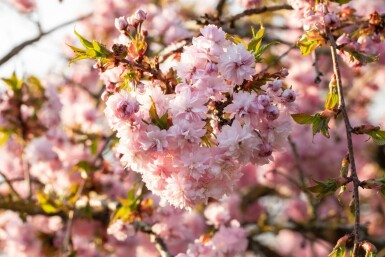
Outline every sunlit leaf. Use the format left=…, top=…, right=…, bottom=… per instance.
left=349, top=50, right=379, bottom=64
left=291, top=113, right=316, bottom=124
left=1, top=72, right=23, bottom=91
left=297, top=34, right=322, bottom=56
left=366, top=129, right=385, bottom=145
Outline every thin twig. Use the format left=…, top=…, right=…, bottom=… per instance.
left=312, top=50, right=323, bottom=84
left=327, top=30, right=361, bottom=257
left=222, top=4, right=293, bottom=24
left=0, top=13, right=93, bottom=66
left=61, top=132, right=115, bottom=255
left=288, top=136, right=306, bottom=187
left=0, top=171, right=22, bottom=199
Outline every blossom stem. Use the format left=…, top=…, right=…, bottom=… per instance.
left=327, top=30, right=361, bottom=257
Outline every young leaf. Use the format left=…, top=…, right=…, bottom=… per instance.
left=149, top=97, right=170, bottom=130
left=225, top=34, right=246, bottom=46
left=1, top=72, right=23, bottom=91
left=254, top=41, right=279, bottom=62
left=331, top=0, right=351, bottom=3
left=0, top=130, right=10, bottom=146
left=307, top=179, right=340, bottom=199
left=291, top=113, right=316, bottom=124
left=325, top=92, right=339, bottom=110
left=297, top=34, right=321, bottom=56
left=366, top=129, right=385, bottom=145
left=349, top=50, right=379, bottom=64
left=74, top=29, right=93, bottom=49
left=248, top=26, right=264, bottom=53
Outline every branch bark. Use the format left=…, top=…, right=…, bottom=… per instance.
left=0, top=13, right=92, bottom=66
left=327, top=30, right=361, bottom=257
left=222, top=4, right=293, bottom=24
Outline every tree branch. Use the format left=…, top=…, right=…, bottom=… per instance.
left=0, top=171, right=22, bottom=199
left=222, top=4, right=293, bottom=24
left=135, top=221, right=173, bottom=257
left=216, top=0, right=226, bottom=17
left=327, top=30, right=361, bottom=257
left=0, top=13, right=92, bottom=66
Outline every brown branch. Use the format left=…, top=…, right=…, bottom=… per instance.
left=0, top=171, right=22, bottom=199
left=0, top=13, right=93, bottom=66
left=312, top=50, right=323, bottom=84
left=327, top=30, right=361, bottom=257
left=288, top=136, right=306, bottom=187
left=222, top=4, right=293, bottom=24
left=135, top=221, right=173, bottom=257
left=216, top=0, right=227, bottom=17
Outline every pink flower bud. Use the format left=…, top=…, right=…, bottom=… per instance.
left=265, top=105, right=280, bottom=120
left=134, top=9, right=147, bottom=23
left=257, top=94, right=270, bottom=107
left=115, top=16, right=128, bottom=32
left=324, top=13, right=340, bottom=28
left=116, top=100, right=140, bottom=119
left=282, top=89, right=296, bottom=102
left=127, top=16, right=139, bottom=28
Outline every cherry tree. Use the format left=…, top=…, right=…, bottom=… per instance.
left=1, top=0, right=385, bottom=257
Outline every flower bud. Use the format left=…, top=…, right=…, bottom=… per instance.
left=134, top=9, right=147, bottom=23
left=324, top=13, right=340, bottom=28
left=281, top=89, right=296, bottom=102
left=265, top=105, right=280, bottom=120
left=257, top=94, right=270, bottom=107
left=115, top=16, right=128, bottom=32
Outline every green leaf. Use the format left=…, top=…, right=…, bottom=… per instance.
left=74, top=29, right=93, bottom=49
left=248, top=26, right=264, bottom=53
left=0, top=131, right=10, bottom=146
left=291, top=113, right=316, bottom=124
left=331, top=0, right=351, bottom=4
left=1, top=72, right=23, bottom=91
left=254, top=41, right=279, bottom=62
left=338, top=185, right=346, bottom=202
left=297, top=34, right=321, bottom=56
left=91, top=139, right=98, bottom=155
left=37, top=192, right=59, bottom=214
left=349, top=50, right=379, bottom=64
left=307, top=179, right=340, bottom=199
left=67, top=32, right=112, bottom=66
left=325, top=92, right=339, bottom=110
left=67, top=250, right=77, bottom=257
left=312, top=114, right=330, bottom=138
left=366, top=129, right=385, bottom=145
left=225, top=34, right=246, bottom=46
left=149, top=97, right=170, bottom=130
left=41, top=203, right=59, bottom=213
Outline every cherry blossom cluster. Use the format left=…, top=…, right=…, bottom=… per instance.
left=302, top=3, right=340, bottom=31
left=102, top=21, right=297, bottom=209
